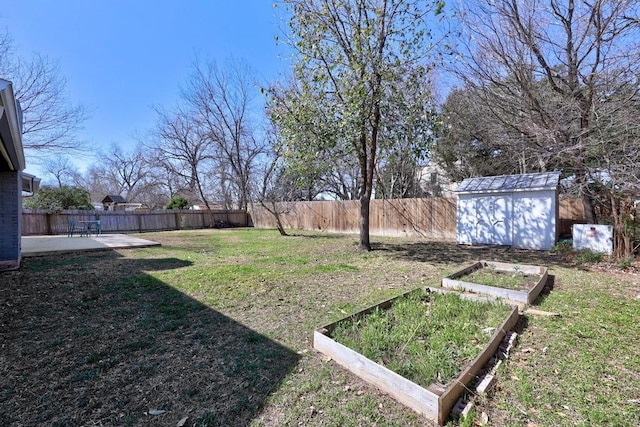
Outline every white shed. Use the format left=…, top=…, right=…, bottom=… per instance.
left=455, top=172, right=560, bottom=250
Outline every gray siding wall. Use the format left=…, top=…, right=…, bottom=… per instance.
left=0, top=171, right=21, bottom=267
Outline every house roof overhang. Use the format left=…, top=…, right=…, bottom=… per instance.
left=21, top=171, right=40, bottom=195
left=102, top=195, right=127, bottom=203
left=0, top=79, right=25, bottom=172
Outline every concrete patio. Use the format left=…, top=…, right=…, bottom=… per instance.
left=21, top=234, right=161, bottom=257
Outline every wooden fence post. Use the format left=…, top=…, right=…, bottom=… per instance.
left=46, top=212, right=52, bottom=235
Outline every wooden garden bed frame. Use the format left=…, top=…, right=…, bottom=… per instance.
left=313, top=287, right=519, bottom=425
left=442, top=260, right=548, bottom=305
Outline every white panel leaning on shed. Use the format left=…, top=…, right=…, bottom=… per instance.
left=455, top=172, right=561, bottom=251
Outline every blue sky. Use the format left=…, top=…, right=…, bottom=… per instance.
left=1, top=1, right=291, bottom=178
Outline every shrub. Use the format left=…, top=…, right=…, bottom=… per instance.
left=616, top=257, right=634, bottom=270
left=23, top=186, right=93, bottom=210
left=575, top=249, right=604, bottom=264
left=166, top=196, right=189, bottom=210
left=550, top=240, right=573, bottom=256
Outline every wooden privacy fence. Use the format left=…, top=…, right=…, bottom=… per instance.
left=558, top=196, right=587, bottom=236
left=249, top=196, right=587, bottom=241
left=24, top=197, right=585, bottom=239
left=249, top=198, right=458, bottom=240
left=22, top=209, right=249, bottom=236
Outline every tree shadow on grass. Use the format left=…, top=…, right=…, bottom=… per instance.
left=372, top=240, right=573, bottom=269
left=1, top=251, right=300, bottom=426
left=288, top=231, right=346, bottom=239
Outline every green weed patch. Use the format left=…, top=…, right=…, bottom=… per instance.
left=461, top=267, right=537, bottom=290
left=331, top=291, right=512, bottom=387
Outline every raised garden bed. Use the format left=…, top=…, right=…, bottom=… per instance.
left=313, top=287, right=519, bottom=425
left=442, top=260, right=548, bottom=305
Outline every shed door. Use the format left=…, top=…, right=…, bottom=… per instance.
left=512, top=192, right=552, bottom=250
left=474, top=195, right=511, bottom=246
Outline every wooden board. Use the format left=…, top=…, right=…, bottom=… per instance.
left=448, top=261, right=483, bottom=280
left=526, top=268, right=548, bottom=304
left=443, top=261, right=548, bottom=305
left=313, top=330, right=440, bottom=420
left=442, top=277, right=529, bottom=303
left=438, top=304, right=519, bottom=424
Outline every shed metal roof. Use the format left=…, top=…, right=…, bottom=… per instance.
left=455, top=172, right=560, bottom=195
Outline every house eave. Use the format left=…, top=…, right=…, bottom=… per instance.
left=0, top=79, right=25, bottom=171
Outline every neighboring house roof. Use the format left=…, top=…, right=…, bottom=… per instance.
left=455, top=172, right=561, bottom=195
left=102, top=195, right=127, bottom=203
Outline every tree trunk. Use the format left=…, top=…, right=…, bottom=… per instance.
left=610, top=192, right=633, bottom=260
left=258, top=199, right=289, bottom=236
left=358, top=195, right=371, bottom=251
left=357, top=75, right=382, bottom=251
left=582, top=192, right=596, bottom=224
left=575, top=171, right=596, bottom=224
left=271, top=200, right=288, bottom=236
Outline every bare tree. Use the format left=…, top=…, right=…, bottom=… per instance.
left=0, top=31, right=88, bottom=156
left=82, top=144, right=157, bottom=206
left=184, top=58, right=265, bottom=210
left=101, top=144, right=155, bottom=202
left=256, top=131, right=291, bottom=236
left=145, top=159, right=188, bottom=209
left=323, top=156, right=361, bottom=200
left=453, top=0, right=639, bottom=216
left=0, top=32, right=12, bottom=68
left=41, top=156, right=79, bottom=187
left=149, top=106, right=217, bottom=213
left=83, top=165, right=115, bottom=203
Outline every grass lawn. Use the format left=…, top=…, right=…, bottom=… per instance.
left=1, top=228, right=639, bottom=426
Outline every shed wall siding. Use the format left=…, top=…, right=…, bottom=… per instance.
left=475, top=194, right=512, bottom=246
left=512, top=190, right=556, bottom=250
left=456, top=190, right=557, bottom=250
left=456, top=196, right=474, bottom=245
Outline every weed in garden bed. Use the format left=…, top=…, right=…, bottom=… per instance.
left=460, top=264, right=539, bottom=290
left=331, top=291, right=512, bottom=388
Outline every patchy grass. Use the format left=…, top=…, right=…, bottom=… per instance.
left=331, top=291, right=512, bottom=387
left=1, top=228, right=639, bottom=427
